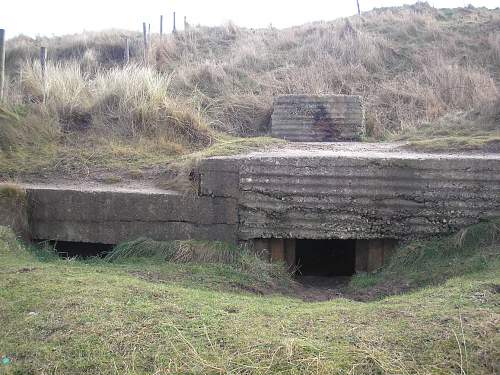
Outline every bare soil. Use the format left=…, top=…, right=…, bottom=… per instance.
left=292, top=276, right=413, bottom=302
left=292, top=276, right=351, bottom=302
left=130, top=269, right=411, bottom=302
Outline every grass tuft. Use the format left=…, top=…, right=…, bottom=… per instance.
left=101, top=176, right=122, bottom=184
left=350, top=218, right=500, bottom=293
left=105, top=238, right=293, bottom=289
left=106, top=238, right=241, bottom=264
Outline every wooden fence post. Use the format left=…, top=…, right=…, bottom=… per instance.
left=160, top=15, right=163, bottom=39
left=40, top=46, right=47, bottom=103
left=124, top=37, right=130, bottom=64
left=0, top=29, right=5, bottom=101
left=356, top=0, right=361, bottom=15
left=173, top=12, right=177, bottom=33
left=142, top=22, right=148, bottom=64
left=184, top=16, right=188, bottom=30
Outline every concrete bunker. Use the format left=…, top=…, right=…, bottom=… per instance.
left=2, top=96, right=499, bottom=277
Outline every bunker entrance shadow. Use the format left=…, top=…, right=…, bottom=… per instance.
left=36, top=240, right=113, bottom=258
left=295, top=239, right=356, bottom=277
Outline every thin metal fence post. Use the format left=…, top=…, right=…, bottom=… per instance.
left=40, top=46, right=47, bottom=103
left=142, top=22, right=148, bottom=64
left=0, top=29, right=6, bottom=101
left=124, top=37, right=130, bottom=64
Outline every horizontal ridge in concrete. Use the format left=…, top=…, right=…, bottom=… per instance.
left=25, top=185, right=238, bottom=244
left=201, top=142, right=500, bottom=241
left=4, top=142, right=499, bottom=245
left=271, top=94, right=365, bottom=142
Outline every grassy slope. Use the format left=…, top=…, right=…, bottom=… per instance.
left=1, top=226, right=499, bottom=374
left=395, top=106, right=500, bottom=152
left=1, top=3, right=499, bottom=181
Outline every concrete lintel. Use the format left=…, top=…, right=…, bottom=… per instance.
left=30, top=220, right=237, bottom=245
left=23, top=185, right=239, bottom=245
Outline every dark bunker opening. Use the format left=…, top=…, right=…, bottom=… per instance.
left=295, top=239, right=356, bottom=276
left=36, top=240, right=113, bottom=258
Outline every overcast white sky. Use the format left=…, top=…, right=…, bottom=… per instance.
left=1, top=0, right=498, bottom=38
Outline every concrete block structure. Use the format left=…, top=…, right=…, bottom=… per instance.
left=26, top=185, right=238, bottom=244
left=234, top=144, right=500, bottom=240
left=271, top=95, right=365, bottom=142
left=197, top=143, right=500, bottom=273
left=2, top=143, right=499, bottom=275
left=3, top=92, right=499, bottom=276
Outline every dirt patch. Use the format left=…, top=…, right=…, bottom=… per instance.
left=16, top=267, right=37, bottom=273
left=344, top=280, right=413, bottom=302
left=59, top=110, right=92, bottom=132
left=129, top=269, right=413, bottom=302
left=290, top=276, right=412, bottom=302
left=291, top=276, right=350, bottom=302
left=129, top=270, right=280, bottom=296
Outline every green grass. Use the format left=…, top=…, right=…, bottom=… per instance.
left=404, top=135, right=500, bottom=152
left=400, top=127, right=500, bottom=152
left=101, top=176, right=123, bottom=184
left=350, top=219, right=500, bottom=296
left=0, top=130, right=279, bottom=182
left=394, top=106, right=500, bottom=152
left=189, top=136, right=284, bottom=158
left=0, top=224, right=499, bottom=374
left=0, top=121, right=187, bottom=178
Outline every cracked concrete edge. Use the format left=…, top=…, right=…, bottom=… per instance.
left=25, top=186, right=240, bottom=244
left=197, top=158, right=242, bottom=198
left=31, top=220, right=238, bottom=244
left=236, top=152, right=500, bottom=240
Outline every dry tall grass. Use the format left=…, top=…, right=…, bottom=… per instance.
left=9, top=61, right=213, bottom=147
left=1, top=2, right=499, bottom=171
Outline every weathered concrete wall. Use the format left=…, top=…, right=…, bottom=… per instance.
left=271, top=95, right=364, bottom=142
left=6, top=143, right=499, bottom=251
left=221, top=144, right=500, bottom=240
left=0, top=184, right=29, bottom=240
left=27, top=187, right=238, bottom=244
left=197, top=158, right=240, bottom=198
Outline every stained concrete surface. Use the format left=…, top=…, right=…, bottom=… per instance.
left=1, top=143, right=498, bottom=259
left=271, top=95, right=365, bottom=142
left=201, top=142, right=500, bottom=240
left=26, top=184, right=238, bottom=244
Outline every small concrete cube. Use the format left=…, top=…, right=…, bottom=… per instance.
left=271, top=95, right=365, bottom=142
